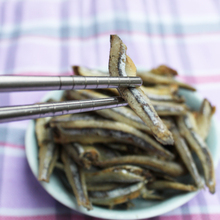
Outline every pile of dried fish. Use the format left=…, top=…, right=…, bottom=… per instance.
left=35, top=35, right=216, bottom=210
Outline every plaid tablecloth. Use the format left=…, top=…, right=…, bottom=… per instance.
left=0, top=0, right=220, bottom=219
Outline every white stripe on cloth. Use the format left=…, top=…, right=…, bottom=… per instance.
left=1, top=14, right=220, bottom=33
left=1, top=30, right=220, bottom=43
left=0, top=146, right=25, bottom=157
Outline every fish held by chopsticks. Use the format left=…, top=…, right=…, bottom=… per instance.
left=108, top=34, right=174, bottom=145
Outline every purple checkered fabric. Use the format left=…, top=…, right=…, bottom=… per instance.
left=0, top=0, right=220, bottom=219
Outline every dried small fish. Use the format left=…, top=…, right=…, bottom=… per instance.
left=143, top=85, right=179, bottom=95
left=55, top=163, right=121, bottom=192
left=55, top=167, right=73, bottom=193
left=137, top=71, right=196, bottom=91
left=177, top=114, right=215, bottom=193
left=109, top=35, right=174, bottom=145
left=64, top=143, right=121, bottom=166
left=142, top=86, right=184, bottom=103
left=95, top=156, right=185, bottom=177
left=104, top=143, right=148, bottom=155
left=72, top=66, right=120, bottom=97
left=151, top=100, right=187, bottom=116
left=152, top=172, right=177, bottom=182
left=63, top=143, right=100, bottom=169
left=51, top=113, right=101, bottom=123
left=73, top=66, right=108, bottom=77
left=104, top=143, right=132, bottom=152
left=140, top=187, right=164, bottom=200
left=147, top=180, right=197, bottom=191
left=89, top=182, right=145, bottom=207
left=102, top=88, right=120, bottom=96
left=171, top=123, right=203, bottom=188
left=61, top=149, right=92, bottom=210
left=195, top=99, right=216, bottom=140
left=35, top=117, right=52, bottom=148
left=35, top=118, right=58, bottom=182
left=93, top=144, right=122, bottom=161
left=85, top=165, right=152, bottom=184
left=55, top=162, right=64, bottom=170
left=150, top=65, right=178, bottom=77
left=38, top=142, right=58, bottom=182
left=87, top=183, right=122, bottom=191
left=51, top=118, right=174, bottom=159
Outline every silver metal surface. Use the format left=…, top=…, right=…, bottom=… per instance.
left=0, top=97, right=128, bottom=123
left=0, top=76, right=142, bottom=92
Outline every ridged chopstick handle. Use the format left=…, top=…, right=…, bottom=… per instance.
left=0, top=76, right=142, bottom=92
left=0, top=97, right=128, bottom=123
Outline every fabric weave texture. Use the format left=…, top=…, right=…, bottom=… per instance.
left=0, top=0, right=220, bottom=219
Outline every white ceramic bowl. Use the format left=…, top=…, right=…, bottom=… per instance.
left=25, top=89, right=220, bottom=219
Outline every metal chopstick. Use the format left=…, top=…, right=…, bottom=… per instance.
left=0, top=75, right=142, bottom=92
left=0, top=97, right=128, bottom=123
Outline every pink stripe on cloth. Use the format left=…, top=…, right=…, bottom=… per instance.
left=2, top=31, right=220, bottom=42
left=0, top=215, right=86, bottom=220
left=0, top=142, right=25, bottom=149
left=2, top=213, right=220, bottom=220
left=160, top=214, right=220, bottom=220
left=178, top=75, right=220, bottom=84
left=13, top=72, right=71, bottom=76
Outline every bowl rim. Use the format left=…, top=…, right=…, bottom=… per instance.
left=25, top=89, right=220, bottom=220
